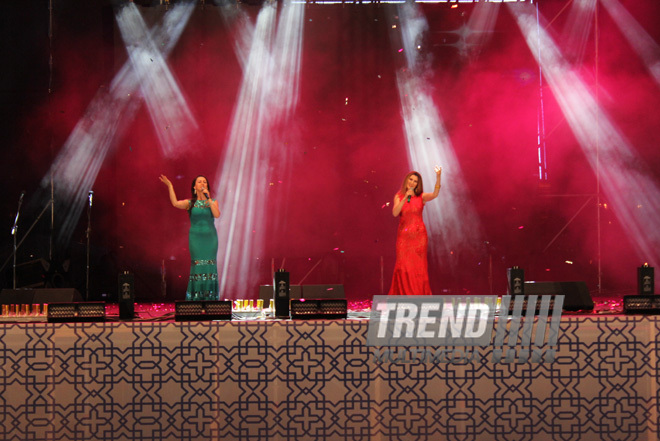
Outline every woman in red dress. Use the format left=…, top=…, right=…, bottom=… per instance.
left=388, top=166, right=442, bottom=296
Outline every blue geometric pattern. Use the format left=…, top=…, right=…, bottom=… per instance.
left=0, top=316, right=658, bottom=440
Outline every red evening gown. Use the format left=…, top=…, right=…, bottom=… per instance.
left=388, top=194, right=432, bottom=295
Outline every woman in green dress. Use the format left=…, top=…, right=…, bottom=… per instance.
left=160, top=174, right=220, bottom=300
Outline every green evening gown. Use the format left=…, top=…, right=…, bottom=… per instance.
left=186, top=199, right=219, bottom=300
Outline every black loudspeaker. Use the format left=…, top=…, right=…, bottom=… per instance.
left=259, top=285, right=301, bottom=301
left=274, top=269, right=290, bottom=318
left=623, top=295, right=660, bottom=314
left=638, top=265, right=654, bottom=295
left=174, top=301, right=232, bottom=321
left=47, top=302, right=106, bottom=323
left=118, top=272, right=135, bottom=320
left=523, top=281, right=594, bottom=311
left=507, top=267, right=524, bottom=295
left=290, top=299, right=348, bottom=320
left=14, top=259, right=47, bottom=288
left=0, top=288, right=82, bottom=305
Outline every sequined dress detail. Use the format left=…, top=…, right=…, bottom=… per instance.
left=187, top=199, right=219, bottom=300
left=388, top=194, right=432, bottom=296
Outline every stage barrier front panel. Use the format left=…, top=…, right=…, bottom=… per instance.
left=0, top=316, right=657, bottom=441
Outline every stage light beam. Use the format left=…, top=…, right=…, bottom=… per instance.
left=40, top=3, right=195, bottom=247
left=116, top=3, right=200, bottom=158
left=394, top=2, right=484, bottom=263
left=600, top=0, right=660, bottom=88
left=214, top=0, right=305, bottom=298
left=510, top=3, right=660, bottom=267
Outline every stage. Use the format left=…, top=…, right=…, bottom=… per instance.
left=1, top=1, right=660, bottom=439
left=0, top=302, right=657, bottom=441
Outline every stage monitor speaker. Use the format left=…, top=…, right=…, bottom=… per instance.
left=523, top=281, right=594, bottom=311
left=301, top=284, right=345, bottom=299
left=14, top=259, right=47, bottom=288
left=47, top=302, right=106, bottom=323
left=623, top=295, right=660, bottom=314
left=0, top=288, right=82, bottom=305
left=259, top=285, right=302, bottom=301
left=290, top=299, right=347, bottom=320
left=175, top=301, right=232, bottom=321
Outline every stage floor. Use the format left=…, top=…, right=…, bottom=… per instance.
left=0, top=294, right=630, bottom=324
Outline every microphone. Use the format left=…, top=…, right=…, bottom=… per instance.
left=203, top=192, right=210, bottom=200
left=407, top=187, right=413, bottom=203
left=88, top=191, right=93, bottom=207
left=17, top=191, right=25, bottom=210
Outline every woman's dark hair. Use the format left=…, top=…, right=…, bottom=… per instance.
left=188, top=175, right=210, bottom=216
left=399, top=171, right=423, bottom=197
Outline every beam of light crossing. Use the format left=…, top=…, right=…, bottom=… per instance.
left=435, top=1, right=500, bottom=59
left=217, top=4, right=254, bottom=72
left=214, top=0, right=305, bottom=298
left=510, top=3, right=660, bottom=267
left=600, top=0, right=660, bottom=88
left=116, top=4, right=200, bottom=158
left=559, top=0, right=596, bottom=65
left=395, top=2, right=484, bottom=264
left=39, top=2, right=195, bottom=248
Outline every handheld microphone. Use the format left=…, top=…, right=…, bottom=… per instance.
left=17, top=191, right=25, bottom=210
left=203, top=192, right=210, bottom=200
left=407, top=194, right=411, bottom=203
left=88, top=191, right=93, bottom=207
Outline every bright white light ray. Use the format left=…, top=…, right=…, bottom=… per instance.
left=395, top=2, right=483, bottom=263
left=468, top=1, right=500, bottom=34
left=41, top=3, right=195, bottom=247
left=435, top=4, right=500, bottom=60
left=510, top=3, right=660, bottom=266
left=214, top=0, right=305, bottom=298
left=560, top=0, right=596, bottom=65
left=116, top=4, right=199, bottom=158
left=218, top=4, right=254, bottom=72
left=600, top=0, right=660, bottom=88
